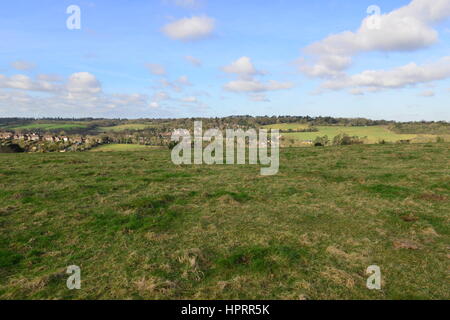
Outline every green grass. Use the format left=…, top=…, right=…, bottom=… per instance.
left=10, top=123, right=88, bottom=131
left=0, top=143, right=449, bottom=299
left=98, top=124, right=155, bottom=132
left=89, top=144, right=160, bottom=152
left=262, top=123, right=310, bottom=131
left=264, top=124, right=443, bottom=143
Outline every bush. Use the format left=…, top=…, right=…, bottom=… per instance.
left=168, top=141, right=179, bottom=150
left=332, top=134, right=365, bottom=146
left=314, top=135, right=330, bottom=147
left=0, top=143, right=24, bottom=153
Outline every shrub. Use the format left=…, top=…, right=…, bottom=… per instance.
left=332, top=133, right=365, bottom=146
left=314, top=135, right=330, bottom=147
left=0, top=143, right=24, bottom=153
left=167, top=141, right=179, bottom=150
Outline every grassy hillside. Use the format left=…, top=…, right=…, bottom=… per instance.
left=9, top=123, right=88, bottom=131
left=0, top=144, right=449, bottom=299
left=263, top=124, right=447, bottom=144
left=98, top=124, right=156, bottom=132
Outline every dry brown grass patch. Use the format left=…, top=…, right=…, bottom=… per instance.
left=393, top=240, right=421, bottom=250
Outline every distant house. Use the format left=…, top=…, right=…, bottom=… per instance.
left=0, top=132, right=13, bottom=140
left=29, top=133, right=41, bottom=141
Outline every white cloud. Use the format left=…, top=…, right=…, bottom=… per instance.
left=157, top=76, right=192, bottom=93
left=149, top=101, right=160, bottom=108
left=66, top=72, right=102, bottom=96
left=162, top=16, right=215, bottom=41
left=11, top=60, right=36, bottom=71
left=145, top=63, right=167, bottom=76
left=222, top=56, right=293, bottom=100
left=0, top=72, right=162, bottom=117
left=321, top=56, right=450, bottom=93
left=0, top=88, right=158, bottom=118
left=0, top=74, right=61, bottom=92
left=224, top=79, right=293, bottom=93
left=299, top=0, right=450, bottom=78
left=185, top=55, right=202, bottom=67
left=0, top=72, right=101, bottom=96
left=222, top=56, right=263, bottom=78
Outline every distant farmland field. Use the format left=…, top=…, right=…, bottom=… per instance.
left=98, top=124, right=156, bottom=132
left=0, top=143, right=448, bottom=299
left=8, top=123, right=88, bottom=131
left=263, top=124, right=445, bottom=143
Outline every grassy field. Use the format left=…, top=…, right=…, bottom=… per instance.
left=8, top=123, right=88, bottom=131
left=0, top=143, right=449, bottom=299
left=98, top=124, right=155, bottom=132
left=263, top=124, right=445, bottom=144
left=89, top=144, right=160, bottom=152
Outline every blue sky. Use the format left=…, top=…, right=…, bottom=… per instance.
left=0, top=0, right=450, bottom=120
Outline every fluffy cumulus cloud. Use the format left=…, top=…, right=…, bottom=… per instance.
left=299, top=0, right=450, bottom=96
left=299, top=0, right=450, bottom=79
left=0, top=74, right=61, bottom=92
left=321, top=56, right=450, bottom=94
left=222, top=56, right=262, bottom=78
left=66, top=72, right=102, bottom=96
left=162, top=16, right=215, bottom=41
left=149, top=74, right=204, bottom=108
left=0, top=72, right=161, bottom=117
left=223, top=57, right=293, bottom=100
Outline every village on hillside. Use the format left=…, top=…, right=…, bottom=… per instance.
left=0, top=131, right=104, bottom=153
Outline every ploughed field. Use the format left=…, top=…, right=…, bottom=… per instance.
left=0, top=143, right=449, bottom=299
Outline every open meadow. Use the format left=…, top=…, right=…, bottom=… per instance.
left=4, top=123, right=89, bottom=131
left=97, top=124, right=156, bottom=132
left=0, top=143, right=448, bottom=299
left=263, top=124, right=446, bottom=144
